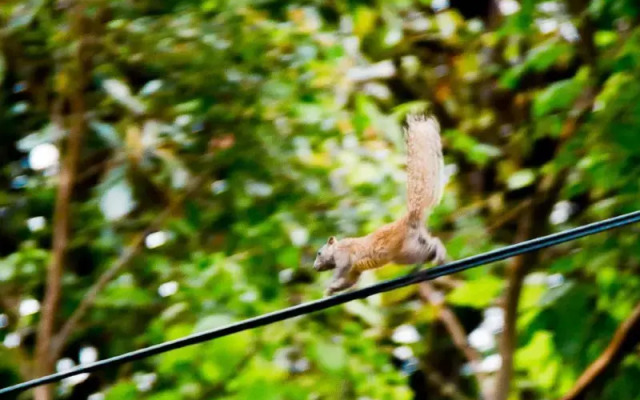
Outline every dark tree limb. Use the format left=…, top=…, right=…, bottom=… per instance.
left=494, top=210, right=533, bottom=400
left=34, top=20, right=88, bottom=400
left=494, top=169, right=570, bottom=400
left=493, top=75, right=597, bottom=399
left=422, top=361, right=474, bottom=400
left=566, top=0, right=597, bottom=72
left=419, top=282, right=489, bottom=399
left=561, top=302, right=640, bottom=400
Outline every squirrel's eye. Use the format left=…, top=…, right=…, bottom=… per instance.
left=317, top=251, right=321, bottom=256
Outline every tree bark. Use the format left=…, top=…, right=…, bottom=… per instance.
left=34, top=5, right=88, bottom=399
left=419, top=282, right=491, bottom=398
left=34, top=83, right=86, bottom=400
left=494, top=170, right=568, bottom=400
left=493, top=211, right=533, bottom=400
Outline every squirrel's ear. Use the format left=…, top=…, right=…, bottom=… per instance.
left=327, top=236, right=336, bottom=245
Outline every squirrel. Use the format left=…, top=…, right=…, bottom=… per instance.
left=313, top=114, right=447, bottom=296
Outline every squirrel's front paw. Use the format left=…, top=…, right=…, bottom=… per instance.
left=325, top=283, right=345, bottom=297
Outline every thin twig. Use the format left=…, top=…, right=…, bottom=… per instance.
left=561, top=302, right=640, bottom=400
left=486, top=199, right=532, bottom=233
left=433, top=275, right=463, bottom=290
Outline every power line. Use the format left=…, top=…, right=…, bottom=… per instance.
left=2, top=210, right=640, bottom=397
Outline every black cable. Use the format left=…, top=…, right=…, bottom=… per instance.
left=2, top=210, right=640, bottom=397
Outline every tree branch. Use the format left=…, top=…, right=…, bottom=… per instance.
left=492, top=77, right=596, bottom=400
left=493, top=210, right=533, bottom=400
left=433, top=275, right=463, bottom=290
left=51, top=174, right=207, bottom=357
left=566, top=0, right=597, bottom=72
left=419, top=282, right=489, bottom=398
left=486, top=199, right=533, bottom=233
left=422, top=361, right=474, bottom=400
left=561, top=302, right=640, bottom=400
left=34, top=35, right=87, bottom=400
left=494, top=169, right=570, bottom=400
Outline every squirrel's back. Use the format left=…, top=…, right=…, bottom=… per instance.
left=405, top=114, right=445, bottom=223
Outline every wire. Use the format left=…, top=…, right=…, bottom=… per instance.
left=2, top=210, right=640, bottom=396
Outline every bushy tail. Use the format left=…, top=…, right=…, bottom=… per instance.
left=405, top=114, right=445, bottom=224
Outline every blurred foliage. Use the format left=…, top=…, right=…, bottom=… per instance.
left=1, top=0, right=640, bottom=399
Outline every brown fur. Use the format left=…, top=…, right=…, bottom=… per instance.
left=314, top=114, right=446, bottom=296
left=405, top=115, right=444, bottom=223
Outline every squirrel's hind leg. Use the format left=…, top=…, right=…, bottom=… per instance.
left=325, top=266, right=361, bottom=296
left=404, top=233, right=446, bottom=266
left=400, top=225, right=447, bottom=266
left=424, top=236, right=446, bottom=265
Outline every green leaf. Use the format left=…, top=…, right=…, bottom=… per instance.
left=193, top=314, right=235, bottom=333
left=507, top=169, right=536, bottom=190
left=447, top=277, right=503, bottom=308
left=539, top=282, right=575, bottom=307
left=157, top=325, right=199, bottom=375
left=526, top=41, right=574, bottom=72
left=0, top=258, right=16, bottom=281
left=353, top=6, right=377, bottom=37
left=99, top=178, right=136, bottom=221
left=500, top=64, right=527, bottom=89
left=313, top=341, right=347, bottom=372
left=344, top=300, right=384, bottom=326
left=515, top=331, right=559, bottom=389
left=91, top=121, right=123, bottom=147
left=105, top=382, right=137, bottom=400
left=276, top=246, right=300, bottom=269
left=519, top=284, right=546, bottom=310
left=595, top=31, right=618, bottom=47
left=596, top=72, right=635, bottom=110
left=469, top=143, right=502, bottom=166
left=102, top=79, right=146, bottom=115
left=516, top=330, right=553, bottom=365
left=532, top=69, right=589, bottom=117
left=148, top=391, right=180, bottom=400
left=6, top=0, right=45, bottom=32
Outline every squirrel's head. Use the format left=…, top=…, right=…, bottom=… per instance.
left=313, top=236, right=338, bottom=271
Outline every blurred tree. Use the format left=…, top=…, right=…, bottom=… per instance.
left=1, top=0, right=640, bottom=399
